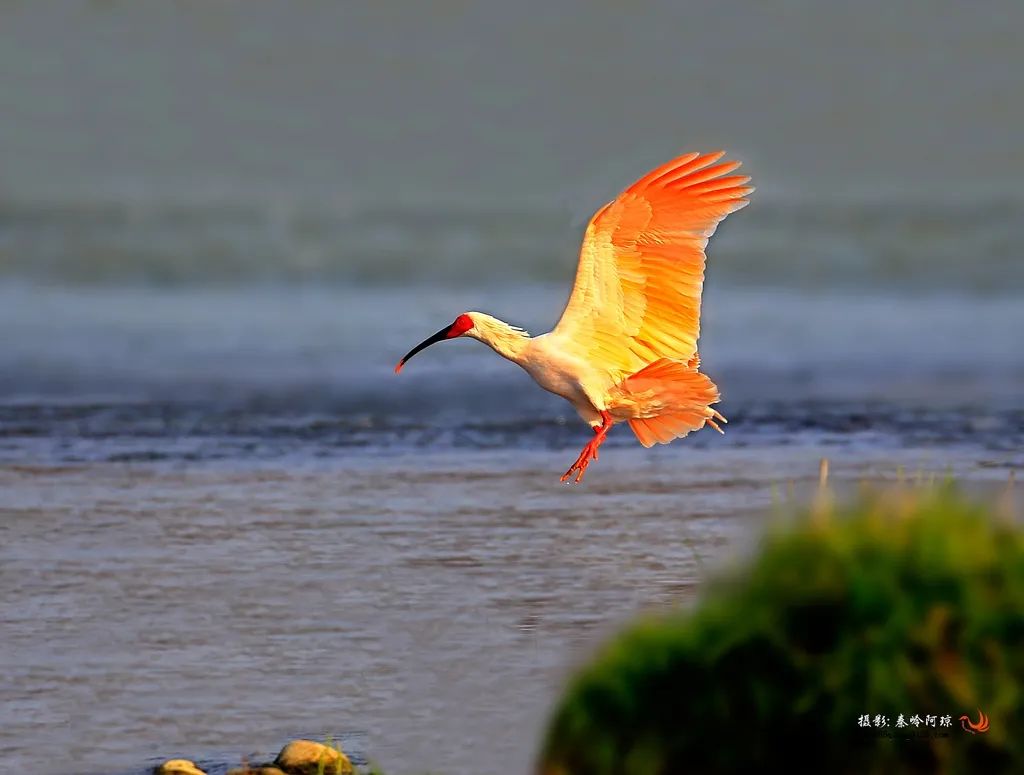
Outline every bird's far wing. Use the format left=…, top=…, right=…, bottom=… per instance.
left=550, top=151, right=752, bottom=382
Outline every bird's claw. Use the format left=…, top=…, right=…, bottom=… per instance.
left=560, top=461, right=589, bottom=483
left=560, top=442, right=599, bottom=484
left=560, top=414, right=613, bottom=484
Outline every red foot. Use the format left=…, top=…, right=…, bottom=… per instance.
left=560, top=412, right=613, bottom=484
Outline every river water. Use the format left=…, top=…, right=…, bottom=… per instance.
left=1, top=279, right=1021, bottom=775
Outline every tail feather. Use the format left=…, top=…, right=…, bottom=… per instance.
left=609, top=358, right=724, bottom=448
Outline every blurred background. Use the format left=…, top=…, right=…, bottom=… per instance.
left=2, top=0, right=1023, bottom=427
left=1, top=2, right=1022, bottom=774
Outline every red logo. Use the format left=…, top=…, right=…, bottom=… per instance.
left=959, top=709, right=989, bottom=734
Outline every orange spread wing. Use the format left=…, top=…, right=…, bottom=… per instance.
left=551, top=151, right=752, bottom=382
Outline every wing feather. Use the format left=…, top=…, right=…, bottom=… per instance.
left=551, top=151, right=752, bottom=384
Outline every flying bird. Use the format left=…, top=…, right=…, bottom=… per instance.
left=395, top=151, right=753, bottom=482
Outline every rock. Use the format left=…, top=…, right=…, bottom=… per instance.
left=274, top=739, right=353, bottom=775
left=154, top=760, right=206, bottom=775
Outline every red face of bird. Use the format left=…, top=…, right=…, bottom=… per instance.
left=394, top=313, right=475, bottom=374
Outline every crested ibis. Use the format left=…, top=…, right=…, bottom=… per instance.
left=395, top=151, right=753, bottom=483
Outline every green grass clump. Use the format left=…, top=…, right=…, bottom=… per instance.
left=538, top=484, right=1024, bottom=775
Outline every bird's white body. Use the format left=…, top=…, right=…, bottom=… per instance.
left=523, top=340, right=604, bottom=422
left=466, top=316, right=619, bottom=426
left=396, top=150, right=751, bottom=482
left=466, top=318, right=607, bottom=424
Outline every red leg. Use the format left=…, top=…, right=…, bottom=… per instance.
left=561, top=411, right=613, bottom=483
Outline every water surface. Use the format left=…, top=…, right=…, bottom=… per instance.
left=1, top=278, right=1021, bottom=774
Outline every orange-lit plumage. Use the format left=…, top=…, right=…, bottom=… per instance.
left=395, top=151, right=753, bottom=482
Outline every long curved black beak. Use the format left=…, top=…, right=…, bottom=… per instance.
left=394, top=325, right=452, bottom=374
